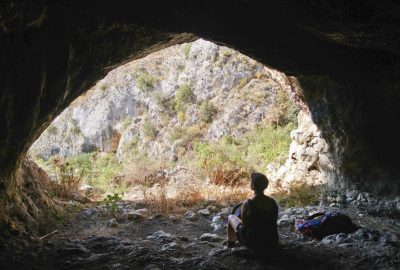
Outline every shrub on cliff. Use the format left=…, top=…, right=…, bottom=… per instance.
left=142, top=118, right=157, bottom=140
left=199, top=100, right=217, bottom=123
left=136, top=71, right=158, bottom=92
left=174, top=84, right=194, bottom=112
left=264, top=88, right=299, bottom=127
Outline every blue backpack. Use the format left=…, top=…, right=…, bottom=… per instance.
left=231, top=201, right=244, bottom=218
left=296, top=212, right=358, bottom=240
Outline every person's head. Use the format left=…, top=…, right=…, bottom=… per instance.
left=250, top=172, right=269, bottom=194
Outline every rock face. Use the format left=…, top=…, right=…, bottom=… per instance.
left=267, top=110, right=335, bottom=189
left=2, top=1, right=400, bottom=240
left=30, top=39, right=291, bottom=162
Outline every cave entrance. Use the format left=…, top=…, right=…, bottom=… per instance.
left=29, top=39, right=307, bottom=219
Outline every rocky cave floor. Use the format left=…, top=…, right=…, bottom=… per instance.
left=1, top=191, right=400, bottom=270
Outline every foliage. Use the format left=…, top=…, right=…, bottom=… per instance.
left=70, top=126, right=81, bottom=135
left=50, top=157, right=82, bottom=197
left=237, top=78, right=248, bottom=89
left=265, top=88, right=300, bottom=127
left=47, top=125, right=58, bottom=135
left=221, top=49, right=233, bottom=58
left=242, top=123, right=294, bottom=169
left=99, top=82, right=108, bottom=91
left=174, top=84, right=194, bottom=112
left=271, top=181, right=323, bottom=208
left=136, top=71, right=158, bottom=92
left=142, top=118, right=157, bottom=140
left=177, top=111, right=186, bottom=123
left=102, top=192, right=124, bottom=216
left=199, top=100, right=217, bottom=123
left=169, top=126, right=187, bottom=143
left=177, top=64, right=185, bottom=72
left=43, top=153, right=122, bottom=193
left=182, top=43, right=192, bottom=58
left=91, top=154, right=122, bottom=189
left=191, top=123, right=293, bottom=175
left=169, top=125, right=203, bottom=146
left=123, top=135, right=140, bottom=153
left=121, top=116, right=132, bottom=130
left=152, top=91, right=173, bottom=111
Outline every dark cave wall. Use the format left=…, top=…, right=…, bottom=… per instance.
left=298, top=76, right=400, bottom=194
left=0, top=1, right=195, bottom=195
left=1, top=0, right=400, bottom=198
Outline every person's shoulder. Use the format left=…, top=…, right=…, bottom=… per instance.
left=242, top=198, right=252, bottom=207
left=265, top=195, right=278, bottom=206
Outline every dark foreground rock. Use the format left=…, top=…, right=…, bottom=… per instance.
left=1, top=198, right=399, bottom=270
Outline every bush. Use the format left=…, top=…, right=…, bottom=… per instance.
left=199, top=100, right=217, bottom=123
left=265, top=88, right=299, bottom=127
left=169, top=125, right=203, bottom=144
left=152, top=92, right=173, bottom=111
left=123, top=135, right=140, bottom=153
left=64, top=153, right=122, bottom=192
left=99, top=82, right=108, bottom=91
left=177, top=64, right=185, bottom=72
left=221, top=49, right=234, bottom=58
left=47, top=125, right=58, bottom=135
left=182, top=43, right=192, bottom=58
left=174, top=84, right=194, bottom=112
left=177, top=111, right=185, bottom=123
left=34, top=153, right=123, bottom=194
left=51, top=157, right=82, bottom=197
left=237, top=78, right=248, bottom=89
left=142, top=118, right=157, bottom=140
left=169, top=126, right=186, bottom=143
left=102, top=192, right=124, bottom=217
left=121, top=116, right=132, bottom=130
left=242, top=123, right=294, bottom=170
left=191, top=123, right=293, bottom=176
left=271, top=181, right=323, bottom=207
left=136, top=72, right=158, bottom=92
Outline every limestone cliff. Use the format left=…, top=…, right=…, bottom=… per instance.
left=267, top=110, right=334, bottom=189
left=30, top=39, right=291, bottom=162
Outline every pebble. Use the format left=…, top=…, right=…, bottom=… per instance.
left=198, top=209, right=211, bottom=216
left=184, top=210, right=198, bottom=221
left=210, top=208, right=230, bottom=231
left=62, top=244, right=90, bottom=255
left=200, top=233, right=223, bottom=242
left=132, top=208, right=149, bottom=219
left=277, top=214, right=295, bottom=226
left=208, top=248, right=225, bottom=256
left=106, top=218, right=118, bottom=227
left=144, top=264, right=161, bottom=270
left=161, top=242, right=183, bottom=252
left=206, top=205, right=217, bottom=212
left=146, top=231, right=175, bottom=243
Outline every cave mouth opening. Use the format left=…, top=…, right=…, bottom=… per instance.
left=28, top=38, right=308, bottom=218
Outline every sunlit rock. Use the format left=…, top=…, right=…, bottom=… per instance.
left=267, top=110, right=334, bottom=190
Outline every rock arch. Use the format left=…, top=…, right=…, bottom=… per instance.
left=1, top=0, right=400, bottom=200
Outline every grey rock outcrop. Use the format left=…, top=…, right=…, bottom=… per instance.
left=29, top=39, right=291, bottom=162
left=266, top=110, right=335, bottom=189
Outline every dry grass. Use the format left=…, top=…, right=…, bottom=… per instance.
left=51, top=157, right=82, bottom=198
left=140, top=183, right=251, bottom=215
left=208, top=166, right=248, bottom=186
left=269, top=180, right=324, bottom=207
left=131, top=168, right=251, bottom=215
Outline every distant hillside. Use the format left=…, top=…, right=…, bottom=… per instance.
left=30, top=39, right=295, bottom=163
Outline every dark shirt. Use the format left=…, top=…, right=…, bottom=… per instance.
left=240, top=195, right=279, bottom=250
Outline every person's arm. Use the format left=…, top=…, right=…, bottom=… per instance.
left=273, top=200, right=278, bottom=223
left=241, top=200, right=251, bottom=227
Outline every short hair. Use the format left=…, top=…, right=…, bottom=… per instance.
left=251, top=172, right=269, bottom=192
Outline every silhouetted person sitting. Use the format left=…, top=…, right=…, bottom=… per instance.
left=227, top=172, right=278, bottom=252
